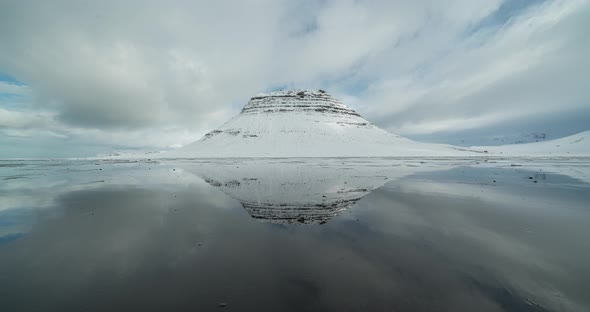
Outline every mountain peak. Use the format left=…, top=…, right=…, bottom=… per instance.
left=253, top=89, right=329, bottom=98
left=242, top=89, right=359, bottom=117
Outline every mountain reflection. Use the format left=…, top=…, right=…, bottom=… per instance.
left=187, top=159, right=427, bottom=224
left=198, top=171, right=383, bottom=224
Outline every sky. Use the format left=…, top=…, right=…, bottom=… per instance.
left=0, top=0, right=589, bottom=157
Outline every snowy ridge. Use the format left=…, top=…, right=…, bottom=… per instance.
left=172, top=90, right=469, bottom=157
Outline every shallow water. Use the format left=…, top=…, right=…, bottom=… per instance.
left=1, top=158, right=589, bottom=312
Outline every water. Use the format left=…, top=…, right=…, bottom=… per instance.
left=1, top=158, right=589, bottom=311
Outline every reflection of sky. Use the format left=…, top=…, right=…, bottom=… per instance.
left=357, top=167, right=590, bottom=311
left=0, top=233, right=26, bottom=244
left=0, top=208, right=31, bottom=244
left=0, top=159, right=589, bottom=311
left=0, top=159, right=230, bottom=243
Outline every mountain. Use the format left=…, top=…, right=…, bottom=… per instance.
left=473, top=130, right=590, bottom=156
left=171, top=90, right=469, bottom=157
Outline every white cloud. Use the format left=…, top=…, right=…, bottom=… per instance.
left=0, top=108, right=57, bottom=129
left=0, top=81, right=30, bottom=95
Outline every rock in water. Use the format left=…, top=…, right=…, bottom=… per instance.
left=172, top=89, right=466, bottom=157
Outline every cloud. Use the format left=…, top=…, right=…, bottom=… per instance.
left=0, top=0, right=588, bottom=156
left=360, top=0, right=590, bottom=135
left=0, top=108, right=54, bottom=130
left=0, top=81, right=29, bottom=95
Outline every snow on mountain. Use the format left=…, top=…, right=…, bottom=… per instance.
left=473, top=130, right=590, bottom=156
left=171, top=90, right=470, bottom=157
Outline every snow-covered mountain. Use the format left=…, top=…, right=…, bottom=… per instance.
left=474, top=130, right=590, bottom=156
left=171, top=90, right=469, bottom=157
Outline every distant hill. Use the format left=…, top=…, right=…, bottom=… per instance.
left=473, top=130, right=590, bottom=156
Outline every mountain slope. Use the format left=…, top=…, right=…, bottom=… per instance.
left=172, top=90, right=469, bottom=157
